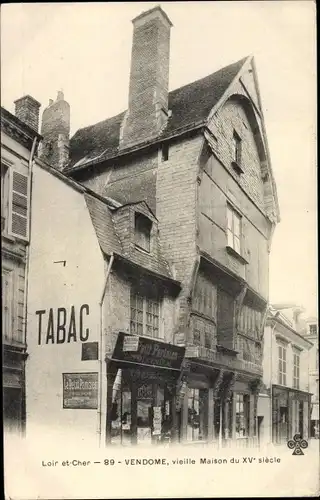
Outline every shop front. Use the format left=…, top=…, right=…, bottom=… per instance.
left=179, top=359, right=260, bottom=448
left=3, top=345, right=26, bottom=437
left=272, top=385, right=310, bottom=444
left=106, top=332, right=185, bottom=446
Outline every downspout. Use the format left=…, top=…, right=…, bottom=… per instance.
left=270, top=318, right=278, bottom=444
left=98, top=252, right=114, bottom=447
left=23, top=136, right=38, bottom=435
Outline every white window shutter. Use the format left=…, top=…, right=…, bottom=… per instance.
left=8, top=169, right=30, bottom=240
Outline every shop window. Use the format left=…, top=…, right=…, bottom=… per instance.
left=293, top=351, right=300, bottom=390
left=235, top=393, right=250, bottom=438
left=227, top=204, right=241, bottom=254
left=110, top=370, right=132, bottom=446
left=278, top=343, right=287, bottom=386
left=134, top=213, right=152, bottom=252
left=187, top=388, right=208, bottom=442
left=130, top=287, right=161, bottom=338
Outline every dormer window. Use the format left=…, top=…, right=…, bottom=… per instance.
left=134, top=212, right=152, bottom=252
left=231, top=131, right=244, bottom=174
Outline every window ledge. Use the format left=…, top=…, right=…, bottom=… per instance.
left=226, top=245, right=248, bottom=265
left=231, top=161, right=244, bottom=175
left=134, top=244, right=150, bottom=255
left=1, top=232, right=16, bottom=243
left=216, top=344, right=238, bottom=357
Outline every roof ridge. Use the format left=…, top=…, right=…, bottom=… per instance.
left=72, top=57, right=248, bottom=137
left=169, top=56, right=249, bottom=96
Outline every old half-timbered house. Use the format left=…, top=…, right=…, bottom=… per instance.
left=40, top=6, right=280, bottom=447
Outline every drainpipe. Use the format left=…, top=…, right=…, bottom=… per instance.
left=270, top=317, right=278, bottom=445
left=97, top=252, right=114, bottom=447
left=22, top=136, right=38, bottom=435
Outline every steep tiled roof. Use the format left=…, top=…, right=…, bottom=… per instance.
left=84, top=193, right=122, bottom=256
left=68, top=57, right=247, bottom=171
left=85, top=194, right=176, bottom=282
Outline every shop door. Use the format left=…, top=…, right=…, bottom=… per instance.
left=298, top=401, right=304, bottom=438
left=136, top=383, right=153, bottom=445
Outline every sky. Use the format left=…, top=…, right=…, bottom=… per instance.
left=1, top=1, right=317, bottom=317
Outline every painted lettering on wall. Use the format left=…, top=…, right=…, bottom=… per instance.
left=36, top=305, right=90, bottom=345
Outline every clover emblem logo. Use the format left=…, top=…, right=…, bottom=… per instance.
left=287, top=434, right=308, bottom=455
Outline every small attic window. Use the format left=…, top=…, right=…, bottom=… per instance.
left=161, top=143, right=169, bottom=162
left=134, top=212, right=152, bottom=252
left=231, top=130, right=244, bottom=174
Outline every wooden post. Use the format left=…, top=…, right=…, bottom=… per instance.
left=219, top=401, right=223, bottom=448
left=249, top=394, right=255, bottom=438
left=208, top=388, right=214, bottom=442
left=232, top=391, right=237, bottom=440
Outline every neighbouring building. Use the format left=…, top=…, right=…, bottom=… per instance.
left=25, top=138, right=185, bottom=446
left=258, top=306, right=313, bottom=445
left=41, top=5, right=280, bottom=447
left=299, top=316, right=319, bottom=439
left=1, top=96, right=42, bottom=436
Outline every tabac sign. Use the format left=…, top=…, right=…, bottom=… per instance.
left=110, top=332, right=185, bottom=371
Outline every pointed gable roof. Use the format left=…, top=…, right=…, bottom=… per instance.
left=67, top=57, right=248, bottom=171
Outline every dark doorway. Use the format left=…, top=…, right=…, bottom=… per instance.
left=3, top=388, right=22, bottom=434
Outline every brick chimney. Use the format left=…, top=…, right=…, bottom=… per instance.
left=14, top=95, right=41, bottom=132
left=39, top=91, right=70, bottom=171
left=120, top=6, right=173, bottom=150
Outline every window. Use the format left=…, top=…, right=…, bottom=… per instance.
left=239, top=305, right=262, bottom=339
left=130, top=288, right=161, bottom=338
left=192, top=272, right=217, bottom=319
left=191, top=316, right=217, bottom=349
left=278, top=343, right=287, bottom=386
left=161, top=143, right=169, bottom=162
left=134, top=213, right=152, bottom=252
left=1, top=163, right=9, bottom=231
left=187, top=388, right=208, bottom=442
left=293, top=351, right=300, bottom=389
left=227, top=205, right=241, bottom=254
left=232, top=131, right=242, bottom=163
left=1, top=162, right=30, bottom=240
left=231, top=131, right=243, bottom=174
left=309, top=324, right=317, bottom=336
left=2, top=269, right=14, bottom=343
left=235, top=393, right=250, bottom=438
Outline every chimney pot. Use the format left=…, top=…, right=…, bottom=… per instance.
left=57, top=91, right=64, bottom=101
left=49, top=99, right=54, bottom=106
left=14, top=95, right=41, bottom=133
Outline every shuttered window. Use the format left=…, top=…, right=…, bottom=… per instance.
left=2, top=269, right=14, bottom=343
left=9, top=170, right=30, bottom=240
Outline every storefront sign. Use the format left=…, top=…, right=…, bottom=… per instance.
left=36, top=305, right=90, bottom=345
left=111, top=332, right=185, bottom=370
left=63, top=372, right=98, bottom=409
left=123, top=336, right=139, bottom=352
